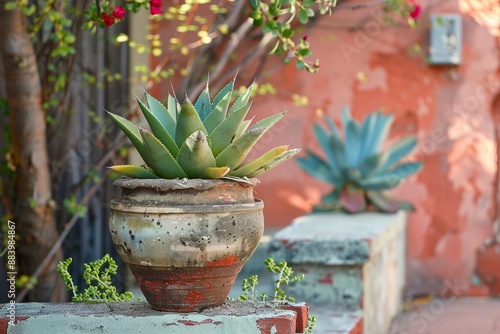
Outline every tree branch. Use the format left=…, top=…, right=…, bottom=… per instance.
left=16, top=136, right=127, bottom=302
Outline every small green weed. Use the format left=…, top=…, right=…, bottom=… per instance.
left=57, top=254, right=133, bottom=303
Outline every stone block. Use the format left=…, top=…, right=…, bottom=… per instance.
left=268, top=211, right=407, bottom=334
left=282, top=264, right=362, bottom=309
left=309, top=307, right=362, bottom=334
left=269, top=211, right=405, bottom=266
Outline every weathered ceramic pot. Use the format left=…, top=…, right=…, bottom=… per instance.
left=109, top=178, right=264, bottom=312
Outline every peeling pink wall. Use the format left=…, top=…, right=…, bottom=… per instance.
left=246, top=0, right=500, bottom=296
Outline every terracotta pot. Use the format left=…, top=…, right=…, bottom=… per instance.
left=109, top=178, right=264, bottom=312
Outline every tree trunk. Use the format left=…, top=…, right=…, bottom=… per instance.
left=0, top=3, right=65, bottom=301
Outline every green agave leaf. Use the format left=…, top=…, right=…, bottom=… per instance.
left=204, top=89, right=233, bottom=134
left=356, top=176, right=401, bottom=190
left=345, top=167, right=362, bottom=182
left=359, top=152, right=388, bottom=177
left=358, top=113, right=377, bottom=161
left=341, top=106, right=351, bottom=130
left=212, top=78, right=234, bottom=109
left=357, top=162, right=422, bottom=190
left=108, top=165, right=159, bottom=179
left=208, top=102, right=252, bottom=156
left=167, top=95, right=179, bottom=121
left=235, top=118, right=253, bottom=138
left=249, top=111, right=286, bottom=131
left=329, top=133, right=347, bottom=178
left=229, top=83, right=254, bottom=114
left=367, top=191, right=414, bottom=212
left=321, top=188, right=341, bottom=205
left=106, top=112, right=146, bottom=157
left=313, top=123, right=343, bottom=178
left=231, top=145, right=288, bottom=177
left=202, top=166, right=230, bottom=178
left=216, top=127, right=267, bottom=170
left=145, top=93, right=177, bottom=139
left=325, top=116, right=340, bottom=138
left=296, top=150, right=342, bottom=186
left=247, top=148, right=301, bottom=177
left=194, top=84, right=211, bottom=121
left=137, top=98, right=179, bottom=157
left=377, top=135, right=418, bottom=171
left=313, top=188, right=342, bottom=212
left=175, top=100, right=208, bottom=147
left=176, top=131, right=217, bottom=178
left=339, top=186, right=366, bottom=213
left=344, top=119, right=362, bottom=167
left=139, top=128, right=187, bottom=178
left=365, top=112, right=393, bottom=156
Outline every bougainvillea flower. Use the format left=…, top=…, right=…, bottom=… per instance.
left=112, top=6, right=126, bottom=20
left=102, top=12, right=115, bottom=27
left=408, top=0, right=421, bottom=19
left=150, top=0, right=163, bottom=15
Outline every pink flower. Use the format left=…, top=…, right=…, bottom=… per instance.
left=112, top=6, right=126, bottom=20
left=102, top=12, right=115, bottom=27
left=150, top=0, right=163, bottom=15
left=408, top=0, right=421, bottom=19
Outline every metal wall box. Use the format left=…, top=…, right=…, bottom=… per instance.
left=429, top=14, right=462, bottom=65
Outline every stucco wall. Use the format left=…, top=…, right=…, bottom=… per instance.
left=247, top=0, right=500, bottom=296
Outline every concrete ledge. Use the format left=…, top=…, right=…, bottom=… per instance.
left=269, top=211, right=405, bottom=265
left=310, top=307, right=362, bottom=334
left=1, top=301, right=308, bottom=334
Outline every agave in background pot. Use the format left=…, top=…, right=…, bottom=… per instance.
left=107, top=78, right=299, bottom=312
left=296, top=107, right=423, bottom=213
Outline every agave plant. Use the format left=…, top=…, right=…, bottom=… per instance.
left=297, top=107, right=422, bottom=213
left=107, top=79, right=299, bottom=179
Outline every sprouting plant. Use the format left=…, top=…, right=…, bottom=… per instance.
left=237, top=258, right=304, bottom=303
left=57, top=254, right=133, bottom=303
left=236, top=258, right=315, bottom=332
left=238, top=275, right=260, bottom=301
left=236, top=259, right=300, bottom=302
left=304, top=315, right=316, bottom=334
left=264, top=258, right=305, bottom=302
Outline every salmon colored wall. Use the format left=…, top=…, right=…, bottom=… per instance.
left=244, top=0, right=500, bottom=296
left=150, top=0, right=500, bottom=296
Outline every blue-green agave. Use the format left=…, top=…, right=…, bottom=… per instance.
left=296, top=108, right=423, bottom=213
left=107, top=79, right=299, bottom=179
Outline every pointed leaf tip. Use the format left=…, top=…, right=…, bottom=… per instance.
left=177, top=130, right=216, bottom=178
left=109, top=165, right=159, bottom=179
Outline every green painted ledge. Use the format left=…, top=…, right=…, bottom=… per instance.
left=0, top=301, right=303, bottom=334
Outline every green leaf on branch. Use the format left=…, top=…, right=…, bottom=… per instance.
left=249, top=0, right=260, bottom=10
left=298, top=9, right=309, bottom=23
left=4, top=2, right=17, bottom=10
left=63, top=194, right=87, bottom=218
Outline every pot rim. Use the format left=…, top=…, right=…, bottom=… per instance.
left=113, top=177, right=259, bottom=191
left=110, top=198, right=264, bottom=213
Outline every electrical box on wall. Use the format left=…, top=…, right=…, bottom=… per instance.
left=429, top=14, right=462, bottom=65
